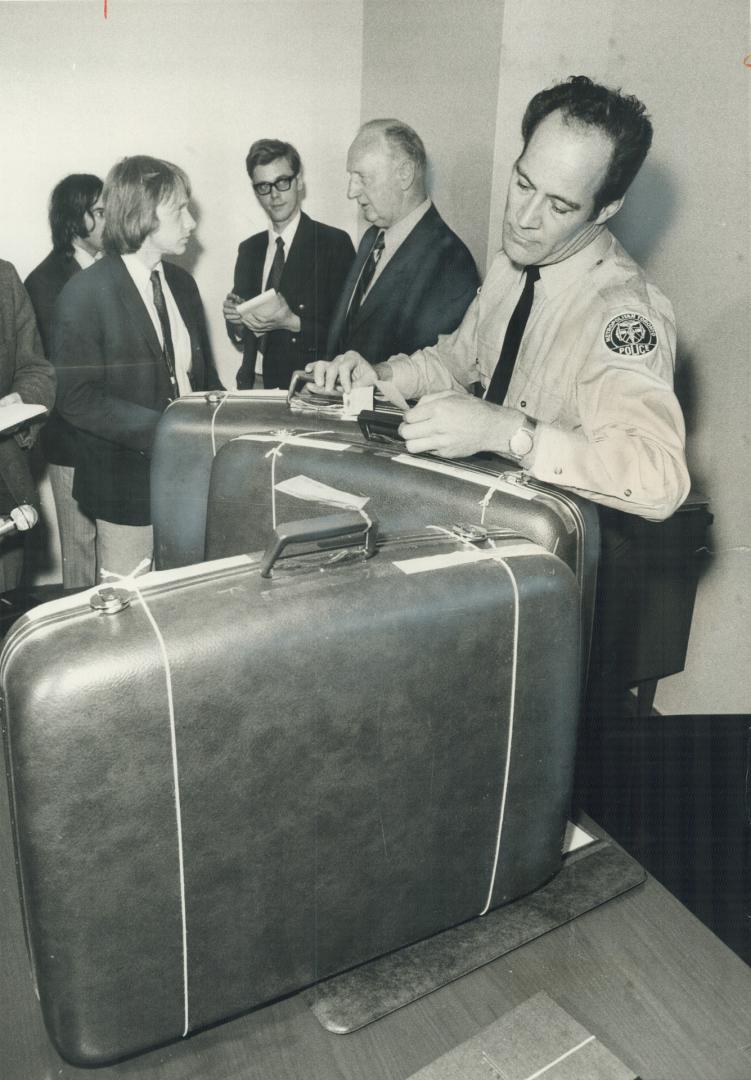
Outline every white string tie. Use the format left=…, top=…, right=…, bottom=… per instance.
left=209, top=390, right=231, bottom=458
left=479, top=556, right=519, bottom=917
left=263, top=430, right=337, bottom=530
left=478, top=470, right=509, bottom=525
left=100, top=560, right=190, bottom=1037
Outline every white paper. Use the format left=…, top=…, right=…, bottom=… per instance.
left=234, top=433, right=350, bottom=451
left=342, top=385, right=374, bottom=419
left=562, top=821, right=597, bottom=853
left=235, top=289, right=278, bottom=317
left=0, top=402, right=47, bottom=435
left=274, top=474, right=369, bottom=510
left=393, top=543, right=546, bottom=574
left=391, top=454, right=538, bottom=500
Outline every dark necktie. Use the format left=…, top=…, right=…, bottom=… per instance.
left=344, top=229, right=385, bottom=339
left=485, top=265, right=540, bottom=406
left=259, top=236, right=285, bottom=356
left=150, top=270, right=179, bottom=399
left=265, top=236, right=285, bottom=291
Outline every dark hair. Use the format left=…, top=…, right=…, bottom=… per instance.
left=49, top=174, right=103, bottom=255
left=103, top=155, right=190, bottom=255
left=359, top=119, right=427, bottom=180
left=245, top=139, right=301, bottom=180
left=521, top=76, right=653, bottom=215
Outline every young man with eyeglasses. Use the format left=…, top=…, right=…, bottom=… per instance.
left=223, top=139, right=355, bottom=389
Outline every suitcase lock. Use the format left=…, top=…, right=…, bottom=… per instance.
left=451, top=523, right=489, bottom=544
left=89, top=587, right=132, bottom=614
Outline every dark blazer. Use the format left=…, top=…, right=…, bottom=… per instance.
left=0, top=260, right=56, bottom=512
left=326, top=204, right=480, bottom=366
left=54, top=254, right=222, bottom=526
left=24, top=249, right=82, bottom=465
left=229, top=211, right=355, bottom=389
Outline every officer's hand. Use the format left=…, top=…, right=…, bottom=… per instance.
left=223, top=293, right=244, bottom=324
left=306, top=352, right=377, bottom=393
left=399, top=391, right=521, bottom=459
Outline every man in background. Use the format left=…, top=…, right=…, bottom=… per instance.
left=326, top=119, right=479, bottom=365
left=224, top=139, right=355, bottom=389
left=25, top=174, right=104, bottom=588
left=0, top=259, right=56, bottom=592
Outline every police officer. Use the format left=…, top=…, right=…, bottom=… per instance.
left=311, top=76, right=689, bottom=523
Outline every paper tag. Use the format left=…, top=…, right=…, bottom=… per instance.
left=275, top=474, right=369, bottom=510
left=393, top=543, right=545, bottom=575
left=342, top=385, right=374, bottom=419
left=234, top=434, right=350, bottom=452
left=391, top=454, right=537, bottom=501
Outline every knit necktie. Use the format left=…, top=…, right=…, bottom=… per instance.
left=150, top=270, right=179, bottom=399
left=485, top=265, right=540, bottom=406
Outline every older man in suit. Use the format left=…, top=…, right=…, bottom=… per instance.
left=223, top=139, right=355, bottom=389
left=25, top=174, right=104, bottom=588
left=54, top=156, right=222, bottom=579
left=326, top=119, right=479, bottom=366
left=0, top=260, right=56, bottom=591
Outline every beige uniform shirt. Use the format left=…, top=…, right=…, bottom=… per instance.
left=383, top=229, right=690, bottom=521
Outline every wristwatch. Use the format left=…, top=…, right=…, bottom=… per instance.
left=508, top=415, right=537, bottom=459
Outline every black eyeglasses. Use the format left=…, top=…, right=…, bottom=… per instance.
left=253, top=174, right=297, bottom=196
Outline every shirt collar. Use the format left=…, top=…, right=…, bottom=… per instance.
left=71, top=241, right=100, bottom=270
left=268, top=210, right=301, bottom=249
left=383, top=197, right=432, bottom=252
left=122, top=252, right=165, bottom=290
left=537, top=229, right=613, bottom=299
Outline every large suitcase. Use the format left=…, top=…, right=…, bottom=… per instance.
left=1, top=514, right=580, bottom=1066
left=151, top=390, right=599, bottom=661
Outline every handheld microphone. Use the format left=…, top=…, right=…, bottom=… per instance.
left=0, top=505, right=38, bottom=538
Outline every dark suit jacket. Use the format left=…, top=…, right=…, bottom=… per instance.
left=54, top=254, right=222, bottom=526
left=0, top=260, right=56, bottom=512
left=229, top=211, right=355, bottom=389
left=326, top=204, right=480, bottom=366
left=24, top=249, right=82, bottom=465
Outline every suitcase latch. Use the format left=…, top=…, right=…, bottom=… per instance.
left=89, top=587, right=132, bottom=614
left=451, top=523, right=489, bottom=544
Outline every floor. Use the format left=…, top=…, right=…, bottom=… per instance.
left=575, top=704, right=751, bottom=967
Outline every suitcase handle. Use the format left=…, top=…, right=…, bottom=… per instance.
left=260, top=511, right=376, bottom=578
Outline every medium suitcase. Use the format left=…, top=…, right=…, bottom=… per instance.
left=151, top=390, right=599, bottom=653
left=1, top=514, right=580, bottom=1066
left=151, top=388, right=321, bottom=571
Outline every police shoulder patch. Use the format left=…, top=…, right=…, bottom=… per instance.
left=604, top=312, right=658, bottom=356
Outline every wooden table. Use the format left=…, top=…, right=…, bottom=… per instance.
left=3, top=805, right=751, bottom=1080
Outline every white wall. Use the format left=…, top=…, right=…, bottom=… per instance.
left=360, top=0, right=505, bottom=273
left=0, top=0, right=363, bottom=579
left=0, top=0, right=363, bottom=387
left=489, top=0, right=750, bottom=714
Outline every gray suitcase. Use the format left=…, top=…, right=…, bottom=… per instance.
left=2, top=514, right=580, bottom=1065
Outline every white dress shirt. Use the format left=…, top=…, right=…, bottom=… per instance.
left=121, top=254, right=193, bottom=396
left=382, top=229, right=690, bottom=521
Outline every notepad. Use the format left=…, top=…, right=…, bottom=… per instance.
left=0, top=402, right=47, bottom=436
left=235, top=289, right=279, bottom=317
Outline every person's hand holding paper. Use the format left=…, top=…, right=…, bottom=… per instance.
left=237, top=289, right=301, bottom=335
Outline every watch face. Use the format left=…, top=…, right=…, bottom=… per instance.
left=510, top=428, right=534, bottom=457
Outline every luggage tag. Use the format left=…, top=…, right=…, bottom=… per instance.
left=274, top=474, right=370, bottom=511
